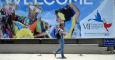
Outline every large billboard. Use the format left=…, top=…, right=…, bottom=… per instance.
left=0, top=0, right=115, bottom=39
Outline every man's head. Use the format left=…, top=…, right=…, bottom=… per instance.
left=55, top=10, right=65, bottom=23
left=3, top=3, right=16, bottom=16
left=59, top=22, right=65, bottom=30
left=29, top=4, right=42, bottom=20
left=34, top=4, right=42, bottom=14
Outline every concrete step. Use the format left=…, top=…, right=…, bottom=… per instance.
left=0, top=44, right=109, bottom=54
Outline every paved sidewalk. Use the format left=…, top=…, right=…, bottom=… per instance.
left=0, top=54, right=114, bottom=60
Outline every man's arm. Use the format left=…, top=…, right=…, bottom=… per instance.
left=69, top=3, right=80, bottom=21
left=65, top=4, right=80, bottom=38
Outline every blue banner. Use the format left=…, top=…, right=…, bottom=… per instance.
left=103, top=39, right=115, bottom=47
left=0, top=0, right=115, bottom=38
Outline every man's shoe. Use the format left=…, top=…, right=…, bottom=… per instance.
left=62, top=56, right=66, bottom=59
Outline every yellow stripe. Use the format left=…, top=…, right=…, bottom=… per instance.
left=65, top=16, right=76, bottom=38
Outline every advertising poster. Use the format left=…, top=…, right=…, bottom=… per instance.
left=0, top=0, right=115, bottom=39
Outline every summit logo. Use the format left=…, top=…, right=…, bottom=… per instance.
left=88, top=11, right=112, bottom=32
